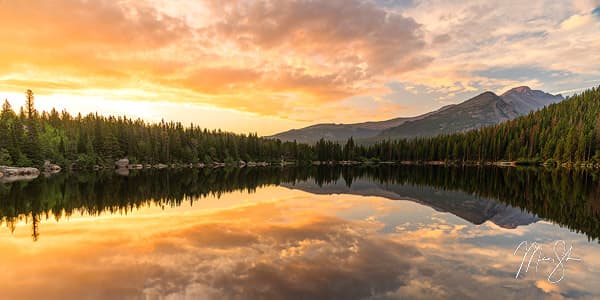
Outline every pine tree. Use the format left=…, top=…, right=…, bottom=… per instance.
left=25, top=89, right=36, bottom=119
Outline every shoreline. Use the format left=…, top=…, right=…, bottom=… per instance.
left=2, top=159, right=598, bottom=183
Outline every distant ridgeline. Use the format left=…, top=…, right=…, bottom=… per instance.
left=1, top=166, right=599, bottom=241
left=0, top=86, right=599, bottom=168
left=367, top=86, right=600, bottom=164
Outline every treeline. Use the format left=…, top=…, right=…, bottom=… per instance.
left=0, top=90, right=314, bottom=167
left=358, top=86, right=600, bottom=163
left=1, top=86, right=599, bottom=168
left=307, top=86, right=600, bottom=164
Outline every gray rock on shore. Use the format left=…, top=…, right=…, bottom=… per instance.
left=0, top=166, right=41, bottom=176
left=0, top=166, right=41, bottom=182
left=115, top=158, right=130, bottom=169
left=43, top=160, right=62, bottom=173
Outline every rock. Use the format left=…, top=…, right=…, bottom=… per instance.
left=0, top=172, right=3, bottom=178
left=239, top=160, right=246, bottom=167
left=43, top=160, right=62, bottom=173
left=0, top=166, right=40, bottom=182
left=128, top=164, right=143, bottom=169
left=153, top=164, right=168, bottom=169
left=115, top=168, right=129, bottom=176
left=115, top=158, right=129, bottom=169
left=197, top=163, right=205, bottom=168
left=145, top=164, right=152, bottom=169
left=0, top=174, right=38, bottom=183
left=0, top=166, right=40, bottom=176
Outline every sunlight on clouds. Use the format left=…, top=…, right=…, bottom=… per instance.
left=0, top=0, right=599, bottom=132
left=560, top=14, right=595, bottom=31
left=2, top=186, right=598, bottom=299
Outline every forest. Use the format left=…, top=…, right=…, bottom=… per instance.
left=1, top=86, right=599, bottom=168
left=0, top=90, right=314, bottom=168
left=358, top=86, right=600, bottom=164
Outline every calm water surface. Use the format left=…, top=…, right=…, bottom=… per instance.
left=0, top=166, right=599, bottom=299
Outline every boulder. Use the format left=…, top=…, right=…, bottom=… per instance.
left=0, top=166, right=40, bottom=182
left=43, top=160, right=62, bottom=173
left=115, top=168, right=129, bottom=176
left=0, top=174, right=38, bottom=183
left=0, top=166, right=40, bottom=176
left=115, top=158, right=129, bottom=169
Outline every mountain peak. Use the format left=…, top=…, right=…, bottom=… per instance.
left=270, top=85, right=565, bottom=142
left=502, top=86, right=532, bottom=95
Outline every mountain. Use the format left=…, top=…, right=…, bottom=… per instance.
left=341, top=86, right=600, bottom=164
left=269, top=86, right=563, bottom=143
left=268, top=105, right=453, bottom=143
left=267, top=123, right=383, bottom=144
left=281, top=179, right=539, bottom=229
left=377, top=86, right=563, bottom=139
left=500, top=86, right=564, bottom=113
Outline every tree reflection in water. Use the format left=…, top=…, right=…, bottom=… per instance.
left=1, top=165, right=599, bottom=241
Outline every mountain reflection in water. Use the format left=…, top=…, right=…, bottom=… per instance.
left=1, top=166, right=600, bottom=299
left=1, top=165, right=598, bottom=241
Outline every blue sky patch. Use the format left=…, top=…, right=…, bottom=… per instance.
left=375, top=0, right=415, bottom=8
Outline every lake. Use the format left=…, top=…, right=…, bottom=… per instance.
left=0, top=165, right=599, bottom=299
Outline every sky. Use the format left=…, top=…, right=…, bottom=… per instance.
left=0, top=0, right=599, bottom=135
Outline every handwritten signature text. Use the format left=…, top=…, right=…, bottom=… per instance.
left=513, top=240, right=582, bottom=284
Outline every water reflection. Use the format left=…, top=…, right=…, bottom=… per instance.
left=1, top=166, right=599, bottom=241
left=0, top=188, right=598, bottom=299
left=1, top=166, right=600, bottom=299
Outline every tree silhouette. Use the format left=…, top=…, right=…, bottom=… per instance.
left=25, top=89, right=36, bottom=119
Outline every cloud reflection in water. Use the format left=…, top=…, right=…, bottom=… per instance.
left=0, top=187, right=598, bottom=300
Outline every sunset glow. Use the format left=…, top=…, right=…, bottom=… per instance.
left=1, top=0, right=599, bottom=134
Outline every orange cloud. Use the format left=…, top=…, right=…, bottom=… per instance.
left=0, top=0, right=430, bottom=122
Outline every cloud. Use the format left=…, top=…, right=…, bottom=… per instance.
left=2, top=186, right=600, bottom=299
left=0, top=0, right=190, bottom=69
left=1, top=0, right=599, bottom=127
left=392, top=0, right=600, bottom=105
left=0, top=0, right=432, bottom=122
left=170, top=67, right=263, bottom=94
left=202, top=0, right=428, bottom=73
